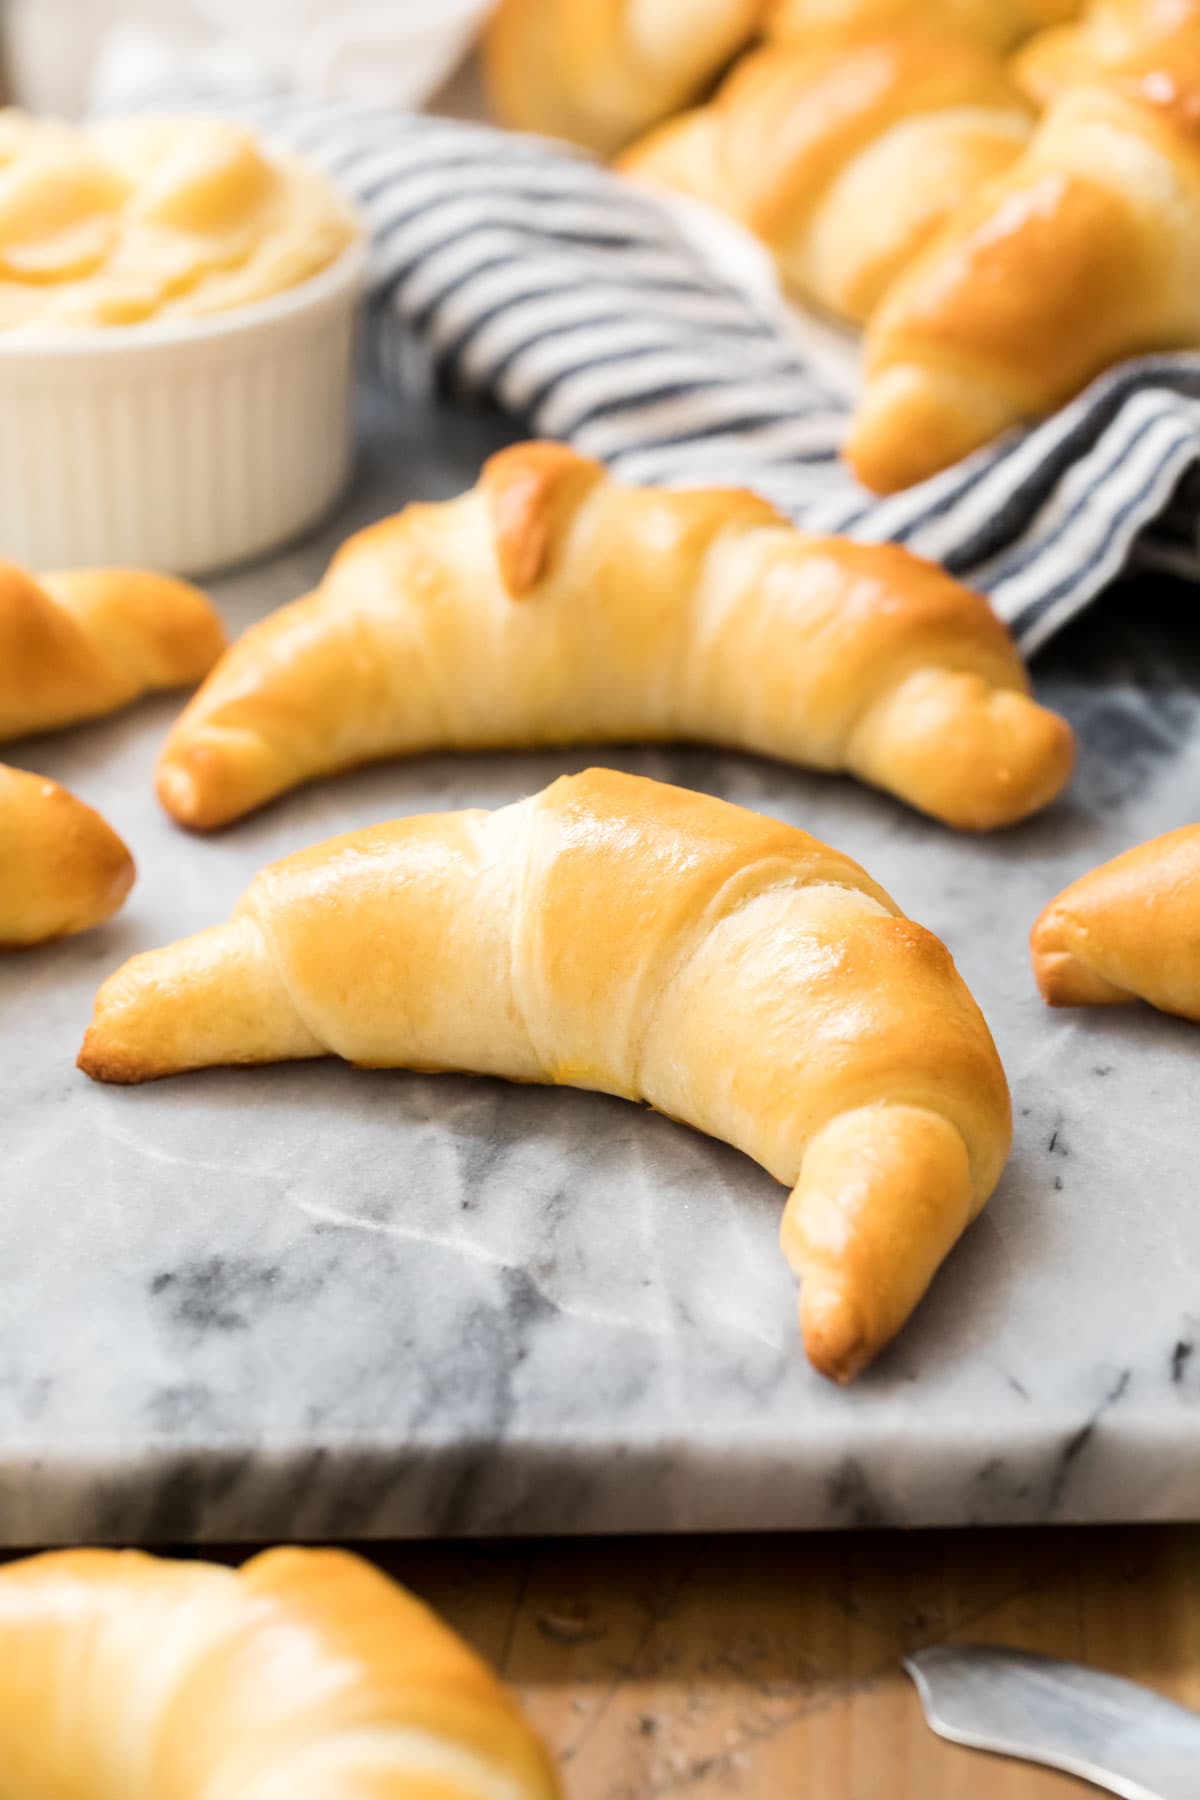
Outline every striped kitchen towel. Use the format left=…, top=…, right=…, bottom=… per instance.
left=103, top=78, right=1200, bottom=653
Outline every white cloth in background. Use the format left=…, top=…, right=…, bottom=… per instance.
left=4, top=0, right=491, bottom=116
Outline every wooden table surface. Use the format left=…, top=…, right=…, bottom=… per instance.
left=373, top=1526, right=1199, bottom=1798
left=3, top=1524, right=1196, bottom=1794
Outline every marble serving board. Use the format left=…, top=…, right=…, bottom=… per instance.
left=2, top=393, right=1198, bottom=1546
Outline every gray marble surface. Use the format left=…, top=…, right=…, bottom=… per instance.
left=2, top=395, right=1198, bottom=1545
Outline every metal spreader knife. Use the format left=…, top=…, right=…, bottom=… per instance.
left=906, top=1645, right=1200, bottom=1799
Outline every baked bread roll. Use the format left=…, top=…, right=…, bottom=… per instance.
left=1016, top=0, right=1200, bottom=103
left=482, top=0, right=762, bottom=155
left=0, top=1544, right=560, bottom=1798
left=765, top=0, right=1083, bottom=52
left=847, top=54, right=1200, bottom=493
left=156, top=443, right=1074, bottom=834
left=80, top=767, right=1012, bottom=1382
left=1031, top=825, right=1200, bottom=1017
left=619, top=33, right=1034, bottom=324
left=0, top=562, right=225, bottom=743
left=0, top=764, right=134, bottom=947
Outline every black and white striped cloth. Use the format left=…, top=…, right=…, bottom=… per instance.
left=110, top=81, right=1200, bottom=652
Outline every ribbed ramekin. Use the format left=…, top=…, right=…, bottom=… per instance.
left=0, top=238, right=366, bottom=575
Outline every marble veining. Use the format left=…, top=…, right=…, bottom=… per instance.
left=0, top=393, right=1198, bottom=1544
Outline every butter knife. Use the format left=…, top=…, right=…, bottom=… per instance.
left=905, top=1645, right=1200, bottom=1799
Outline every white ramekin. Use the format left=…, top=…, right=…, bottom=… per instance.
left=0, top=237, right=367, bottom=575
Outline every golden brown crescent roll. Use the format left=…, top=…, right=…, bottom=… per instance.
left=0, top=764, right=134, bottom=947
left=847, top=53, right=1200, bottom=493
left=155, top=442, right=1074, bottom=834
left=765, top=0, right=1083, bottom=51
left=482, top=0, right=762, bottom=155
left=1016, top=0, right=1200, bottom=104
left=0, top=1545, right=560, bottom=1798
left=0, top=562, right=225, bottom=743
left=618, top=33, right=1034, bottom=324
left=1031, top=825, right=1200, bottom=1017
left=81, top=768, right=1013, bottom=1382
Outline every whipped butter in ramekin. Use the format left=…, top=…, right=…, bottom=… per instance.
left=0, top=111, right=366, bottom=572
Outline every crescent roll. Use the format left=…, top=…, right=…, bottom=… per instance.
left=0, top=561, right=225, bottom=743
left=619, top=33, right=1034, bottom=324
left=847, top=54, right=1200, bottom=493
left=155, top=443, right=1074, bottom=834
left=1031, top=825, right=1200, bottom=1018
left=0, top=1545, right=560, bottom=1799
left=0, top=764, right=134, bottom=947
left=80, top=768, right=1013, bottom=1382
left=1016, top=0, right=1200, bottom=105
left=482, top=0, right=762, bottom=155
left=764, top=0, right=1084, bottom=53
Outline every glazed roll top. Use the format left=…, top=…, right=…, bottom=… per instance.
left=81, top=769, right=1012, bottom=1380
left=848, top=54, right=1200, bottom=491
left=155, top=443, right=1074, bottom=834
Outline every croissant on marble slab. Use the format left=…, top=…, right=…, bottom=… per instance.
left=0, top=561, right=225, bottom=744
left=1031, top=824, right=1200, bottom=1018
left=155, top=442, right=1074, bottom=835
left=81, top=767, right=1013, bottom=1383
left=0, top=764, right=134, bottom=948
